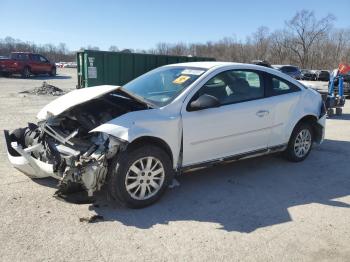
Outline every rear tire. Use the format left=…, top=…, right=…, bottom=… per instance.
left=1, top=72, right=11, bottom=77
left=108, top=145, right=173, bottom=208
left=284, top=123, right=313, bottom=162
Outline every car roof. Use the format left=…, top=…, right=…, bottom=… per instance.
left=164, top=61, right=288, bottom=74
left=170, top=61, right=287, bottom=71
left=165, top=61, right=242, bottom=69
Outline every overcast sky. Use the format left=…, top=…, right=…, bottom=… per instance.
left=1, top=0, right=349, bottom=51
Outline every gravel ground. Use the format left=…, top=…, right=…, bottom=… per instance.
left=0, top=70, right=349, bottom=262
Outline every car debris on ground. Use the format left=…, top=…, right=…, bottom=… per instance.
left=168, top=178, right=180, bottom=189
left=79, top=215, right=104, bottom=223
left=19, top=81, right=65, bottom=96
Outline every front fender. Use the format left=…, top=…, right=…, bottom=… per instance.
left=90, top=110, right=182, bottom=168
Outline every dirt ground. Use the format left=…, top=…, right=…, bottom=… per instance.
left=0, top=69, right=349, bottom=261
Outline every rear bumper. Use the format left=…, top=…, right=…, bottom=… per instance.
left=4, top=130, right=59, bottom=179
left=0, top=67, right=19, bottom=74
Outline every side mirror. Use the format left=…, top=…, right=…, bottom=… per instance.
left=189, top=94, right=220, bottom=111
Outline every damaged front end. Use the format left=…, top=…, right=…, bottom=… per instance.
left=5, top=86, right=149, bottom=196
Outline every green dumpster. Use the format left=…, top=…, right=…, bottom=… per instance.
left=76, top=50, right=215, bottom=88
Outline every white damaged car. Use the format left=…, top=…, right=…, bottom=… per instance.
left=5, top=62, right=326, bottom=208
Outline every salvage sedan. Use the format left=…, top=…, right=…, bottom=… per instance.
left=5, top=62, right=326, bottom=208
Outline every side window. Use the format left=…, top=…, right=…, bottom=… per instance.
left=243, top=71, right=260, bottom=88
left=193, top=70, right=264, bottom=106
left=267, top=76, right=300, bottom=96
left=11, top=54, right=29, bottom=60
left=39, top=56, right=48, bottom=62
left=31, top=55, right=40, bottom=62
left=22, top=54, right=29, bottom=61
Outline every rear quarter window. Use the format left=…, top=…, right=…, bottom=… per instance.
left=266, top=74, right=300, bottom=96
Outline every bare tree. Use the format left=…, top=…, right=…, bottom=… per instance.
left=285, top=10, right=335, bottom=68
left=109, top=45, right=119, bottom=52
left=252, top=26, right=270, bottom=60
left=154, top=42, right=171, bottom=55
left=171, top=43, right=188, bottom=56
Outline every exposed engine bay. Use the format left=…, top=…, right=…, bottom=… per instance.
left=5, top=90, right=149, bottom=196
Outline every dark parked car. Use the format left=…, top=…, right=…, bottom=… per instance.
left=300, top=69, right=317, bottom=81
left=251, top=60, right=272, bottom=68
left=273, top=65, right=301, bottom=79
left=0, top=52, right=56, bottom=78
left=316, top=70, right=330, bottom=81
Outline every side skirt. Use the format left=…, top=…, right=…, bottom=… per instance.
left=179, top=144, right=287, bottom=174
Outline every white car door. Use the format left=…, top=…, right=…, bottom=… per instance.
left=264, top=74, right=302, bottom=147
left=181, top=69, right=275, bottom=167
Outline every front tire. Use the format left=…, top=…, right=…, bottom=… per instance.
left=284, top=123, right=313, bottom=162
left=108, top=145, right=173, bottom=208
left=21, top=66, right=31, bottom=78
left=49, top=67, right=56, bottom=77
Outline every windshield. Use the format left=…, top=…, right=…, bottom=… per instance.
left=123, top=66, right=206, bottom=107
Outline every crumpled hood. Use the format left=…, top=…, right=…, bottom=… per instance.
left=37, top=85, right=120, bottom=120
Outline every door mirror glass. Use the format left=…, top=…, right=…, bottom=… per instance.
left=189, top=94, right=220, bottom=111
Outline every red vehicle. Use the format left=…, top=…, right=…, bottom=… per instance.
left=0, top=52, right=56, bottom=78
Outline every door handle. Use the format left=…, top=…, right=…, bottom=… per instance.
left=256, top=110, right=269, bottom=117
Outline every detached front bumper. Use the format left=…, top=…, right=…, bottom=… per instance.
left=4, top=130, right=59, bottom=179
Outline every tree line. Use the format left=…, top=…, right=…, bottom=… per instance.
left=0, top=38, right=75, bottom=62
left=149, top=10, right=350, bottom=70
left=1, top=10, right=349, bottom=70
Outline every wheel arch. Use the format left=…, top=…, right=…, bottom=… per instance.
left=23, top=64, right=31, bottom=71
left=290, top=114, right=323, bottom=143
left=127, top=136, right=174, bottom=167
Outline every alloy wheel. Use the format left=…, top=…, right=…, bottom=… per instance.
left=294, top=129, right=312, bottom=158
left=125, top=156, right=165, bottom=200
